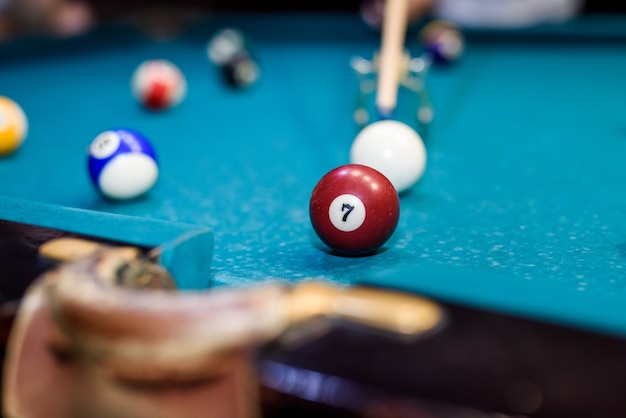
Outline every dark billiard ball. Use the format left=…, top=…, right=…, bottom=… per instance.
left=419, top=20, right=464, bottom=64
left=222, top=53, right=260, bottom=87
left=309, top=164, right=400, bottom=255
left=207, top=28, right=259, bottom=88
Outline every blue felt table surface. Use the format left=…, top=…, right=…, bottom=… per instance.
left=1, top=13, right=626, bottom=335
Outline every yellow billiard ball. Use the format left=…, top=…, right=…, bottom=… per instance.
left=0, top=97, right=27, bottom=156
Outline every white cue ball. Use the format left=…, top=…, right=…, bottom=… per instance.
left=350, top=120, right=427, bottom=193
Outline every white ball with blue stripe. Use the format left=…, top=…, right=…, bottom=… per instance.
left=87, top=129, right=159, bottom=200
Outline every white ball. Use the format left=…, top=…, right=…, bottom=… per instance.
left=98, top=153, right=159, bottom=200
left=131, top=59, right=187, bottom=110
left=350, top=120, right=427, bottom=193
left=207, top=28, right=245, bottom=65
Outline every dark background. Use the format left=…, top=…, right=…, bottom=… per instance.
left=87, top=0, right=626, bottom=18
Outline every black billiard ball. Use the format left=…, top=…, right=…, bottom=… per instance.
left=207, top=28, right=260, bottom=87
left=222, top=52, right=260, bottom=87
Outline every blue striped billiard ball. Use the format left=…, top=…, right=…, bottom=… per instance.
left=419, top=20, right=464, bottom=64
left=87, top=129, right=159, bottom=200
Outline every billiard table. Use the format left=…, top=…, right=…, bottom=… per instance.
left=2, top=9, right=626, bottom=418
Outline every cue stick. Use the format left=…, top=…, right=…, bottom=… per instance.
left=376, top=0, right=410, bottom=119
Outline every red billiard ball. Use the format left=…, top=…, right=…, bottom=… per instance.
left=131, top=59, right=187, bottom=110
left=309, top=164, right=400, bottom=255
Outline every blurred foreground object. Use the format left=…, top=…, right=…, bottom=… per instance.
left=3, top=241, right=440, bottom=418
